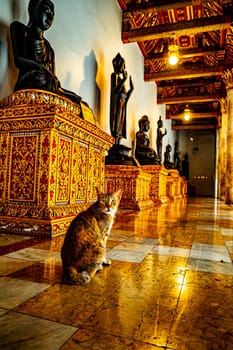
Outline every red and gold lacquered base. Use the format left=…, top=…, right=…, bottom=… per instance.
left=105, top=165, right=154, bottom=210
left=0, top=90, right=114, bottom=237
left=166, top=169, right=187, bottom=200
left=141, top=165, right=169, bottom=204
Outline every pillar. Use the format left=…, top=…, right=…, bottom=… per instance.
left=222, top=69, right=233, bottom=204
left=218, top=98, right=227, bottom=200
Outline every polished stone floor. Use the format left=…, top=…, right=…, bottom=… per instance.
left=0, top=197, right=233, bottom=350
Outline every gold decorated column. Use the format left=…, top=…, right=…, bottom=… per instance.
left=222, top=69, right=233, bottom=204
left=217, top=98, right=227, bottom=200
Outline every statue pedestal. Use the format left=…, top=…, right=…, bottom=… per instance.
left=0, top=90, right=114, bottom=237
left=141, top=165, right=169, bottom=204
left=105, top=165, right=153, bottom=210
left=166, top=169, right=184, bottom=200
left=105, top=144, right=136, bottom=166
left=180, top=176, right=188, bottom=197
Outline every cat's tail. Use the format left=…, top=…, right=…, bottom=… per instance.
left=62, top=267, right=91, bottom=284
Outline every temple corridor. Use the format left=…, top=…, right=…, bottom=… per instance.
left=0, top=197, right=233, bottom=349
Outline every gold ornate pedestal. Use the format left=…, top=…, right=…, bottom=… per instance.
left=141, top=165, right=169, bottom=204
left=105, top=165, right=153, bottom=210
left=180, top=176, right=188, bottom=197
left=0, top=90, right=114, bottom=237
left=166, top=169, right=185, bottom=200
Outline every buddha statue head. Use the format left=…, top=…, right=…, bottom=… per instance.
left=28, top=0, right=55, bottom=30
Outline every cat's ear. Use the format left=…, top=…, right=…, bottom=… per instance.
left=115, top=189, right=123, bottom=201
left=95, top=187, right=103, bottom=196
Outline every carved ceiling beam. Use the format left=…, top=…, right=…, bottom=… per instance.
left=157, top=77, right=222, bottom=88
left=124, top=0, right=218, bottom=14
left=146, top=46, right=224, bottom=61
left=172, top=124, right=216, bottom=130
left=145, top=65, right=230, bottom=81
left=170, top=112, right=219, bottom=119
left=157, top=95, right=223, bottom=104
left=123, top=14, right=233, bottom=42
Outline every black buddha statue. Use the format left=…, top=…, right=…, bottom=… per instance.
left=10, top=0, right=82, bottom=105
left=164, top=144, right=174, bottom=169
left=135, top=115, right=160, bottom=165
left=156, top=116, right=167, bottom=161
left=174, top=140, right=181, bottom=172
left=181, top=152, right=190, bottom=179
left=110, top=53, right=134, bottom=145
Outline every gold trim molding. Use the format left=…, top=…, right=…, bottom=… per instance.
left=0, top=89, right=114, bottom=149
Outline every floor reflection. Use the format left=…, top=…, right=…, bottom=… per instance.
left=0, top=197, right=233, bottom=349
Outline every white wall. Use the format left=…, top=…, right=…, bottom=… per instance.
left=0, top=0, right=175, bottom=160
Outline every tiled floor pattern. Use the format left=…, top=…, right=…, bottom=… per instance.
left=0, top=197, right=233, bottom=349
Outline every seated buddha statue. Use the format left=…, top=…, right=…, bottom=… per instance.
left=164, top=144, right=174, bottom=169
left=10, top=0, right=82, bottom=105
left=135, top=115, right=160, bottom=165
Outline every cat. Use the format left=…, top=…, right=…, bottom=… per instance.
left=61, top=188, right=122, bottom=284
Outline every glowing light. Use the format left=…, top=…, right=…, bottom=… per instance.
left=184, top=105, right=191, bottom=121
left=168, top=45, right=179, bottom=66
left=184, top=112, right=190, bottom=121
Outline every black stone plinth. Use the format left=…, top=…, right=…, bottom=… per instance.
left=105, top=144, right=137, bottom=166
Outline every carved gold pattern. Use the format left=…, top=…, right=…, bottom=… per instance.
left=0, top=90, right=113, bottom=148
left=9, top=134, right=38, bottom=202
left=0, top=132, right=9, bottom=202
left=166, top=177, right=176, bottom=200
left=0, top=90, right=114, bottom=237
left=166, top=169, right=184, bottom=200
left=88, top=148, right=103, bottom=200
left=0, top=89, right=81, bottom=117
left=181, top=176, right=188, bottom=197
left=105, top=164, right=187, bottom=208
left=49, top=131, right=58, bottom=206
left=222, top=68, right=233, bottom=90
left=56, top=135, right=72, bottom=203
left=76, top=142, right=88, bottom=201
left=39, top=131, right=50, bottom=205
left=141, top=165, right=169, bottom=204
left=105, top=165, right=154, bottom=210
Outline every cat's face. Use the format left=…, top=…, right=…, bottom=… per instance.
left=97, top=189, right=122, bottom=217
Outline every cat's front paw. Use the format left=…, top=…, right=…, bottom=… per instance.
left=81, top=271, right=91, bottom=283
left=103, top=258, right=111, bottom=266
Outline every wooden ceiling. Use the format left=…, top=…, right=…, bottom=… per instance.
left=117, top=0, right=233, bottom=130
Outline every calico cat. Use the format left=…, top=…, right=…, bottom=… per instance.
left=61, top=188, right=122, bottom=284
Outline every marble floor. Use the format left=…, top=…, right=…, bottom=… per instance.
left=0, top=197, right=233, bottom=350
